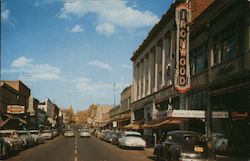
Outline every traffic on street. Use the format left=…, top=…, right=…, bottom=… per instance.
left=3, top=129, right=154, bottom=161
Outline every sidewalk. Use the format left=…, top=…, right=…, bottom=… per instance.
left=144, top=148, right=249, bottom=161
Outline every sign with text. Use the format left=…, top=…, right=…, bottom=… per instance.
left=156, top=110, right=229, bottom=119
left=7, top=105, right=25, bottom=114
left=113, top=121, right=117, bottom=128
left=174, top=3, right=191, bottom=93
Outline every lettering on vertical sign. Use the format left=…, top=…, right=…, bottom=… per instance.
left=174, top=3, right=191, bottom=94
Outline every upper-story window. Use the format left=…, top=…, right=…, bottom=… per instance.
left=212, top=21, right=244, bottom=66
left=190, top=44, right=208, bottom=76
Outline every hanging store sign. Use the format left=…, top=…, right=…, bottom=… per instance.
left=7, top=105, right=25, bottom=114
left=174, top=3, right=191, bottom=94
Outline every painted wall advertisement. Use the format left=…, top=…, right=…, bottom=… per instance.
left=174, top=3, right=191, bottom=94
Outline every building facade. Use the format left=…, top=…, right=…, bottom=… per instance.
left=189, top=0, right=250, bottom=155
left=131, top=0, right=250, bottom=154
left=0, top=80, right=31, bottom=129
left=131, top=0, right=214, bottom=146
left=38, top=98, right=56, bottom=128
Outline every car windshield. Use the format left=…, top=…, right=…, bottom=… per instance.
left=125, top=134, right=141, bottom=137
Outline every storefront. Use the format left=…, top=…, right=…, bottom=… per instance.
left=210, top=83, right=250, bottom=155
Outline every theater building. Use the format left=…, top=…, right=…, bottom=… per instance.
left=130, top=0, right=214, bottom=146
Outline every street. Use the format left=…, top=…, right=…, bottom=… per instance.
left=4, top=134, right=154, bottom=161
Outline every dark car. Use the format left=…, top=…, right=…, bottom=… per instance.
left=154, top=130, right=210, bottom=161
left=0, top=136, right=6, bottom=159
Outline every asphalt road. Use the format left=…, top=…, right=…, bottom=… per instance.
left=4, top=134, right=154, bottom=161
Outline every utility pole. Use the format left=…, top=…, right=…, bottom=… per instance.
left=114, top=82, right=116, bottom=108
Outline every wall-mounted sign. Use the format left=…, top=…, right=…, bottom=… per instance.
left=174, top=3, right=191, bottom=94
left=113, top=121, right=117, bottom=128
left=232, top=112, right=249, bottom=120
left=7, top=105, right=25, bottom=114
left=212, top=111, right=229, bottom=119
left=156, top=110, right=230, bottom=119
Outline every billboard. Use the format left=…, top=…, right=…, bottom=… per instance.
left=7, top=105, right=25, bottom=114
left=174, top=3, right=191, bottom=94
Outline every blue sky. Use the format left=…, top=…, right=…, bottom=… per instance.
left=1, top=0, right=172, bottom=111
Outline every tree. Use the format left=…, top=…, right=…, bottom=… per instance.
left=63, top=106, right=75, bottom=123
left=75, top=110, right=89, bottom=124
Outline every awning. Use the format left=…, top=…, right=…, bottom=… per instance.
left=123, top=121, right=144, bottom=130
left=5, top=114, right=28, bottom=124
left=141, top=118, right=182, bottom=129
left=0, top=118, right=11, bottom=128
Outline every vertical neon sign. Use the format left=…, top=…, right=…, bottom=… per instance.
left=175, top=3, right=191, bottom=94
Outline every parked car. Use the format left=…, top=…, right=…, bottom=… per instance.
left=104, top=131, right=118, bottom=143
left=212, top=133, right=228, bottom=154
left=29, top=130, right=45, bottom=144
left=17, top=130, right=36, bottom=148
left=118, top=131, right=146, bottom=149
left=154, top=130, right=210, bottom=161
left=80, top=129, right=91, bottom=138
left=64, top=130, right=75, bottom=137
left=110, top=132, right=121, bottom=145
left=0, top=130, right=22, bottom=154
left=0, top=136, right=6, bottom=159
left=41, top=130, right=53, bottom=140
left=51, top=129, right=58, bottom=138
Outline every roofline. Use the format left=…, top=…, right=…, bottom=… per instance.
left=130, top=1, right=183, bottom=62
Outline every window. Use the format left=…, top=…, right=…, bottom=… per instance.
left=188, top=90, right=208, bottom=110
left=212, top=21, right=244, bottom=66
left=222, top=36, right=236, bottom=61
left=190, top=44, right=208, bottom=76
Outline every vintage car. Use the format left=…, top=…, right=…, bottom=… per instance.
left=41, top=130, right=53, bottom=140
left=0, top=136, right=6, bottom=159
left=17, top=130, right=36, bottom=148
left=80, top=129, right=91, bottom=138
left=29, top=130, right=45, bottom=144
left=212, top=133, right=228, bottom=154
left=0, top=130, right=23, bottom=153
left=64, top=130, right=75, bottom=137
left=154, top=130, right=210, bottom=161
left=118, top=131, right=146, bottom=149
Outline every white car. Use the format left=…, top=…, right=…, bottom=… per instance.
left=29, top=130, right=45, bottom=144
left=64, top=130, right=75, bottom=137
left=80, top=129, right=91, bottom=138
left=118, top=131, right=146, bottom=149
left=41, top=130, right=53, bottom=140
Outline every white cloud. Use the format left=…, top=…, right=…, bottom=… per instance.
left=71, top=24, right=83, bottom=33
left=11, top=56, right=33, bottom=68
left=1, top=2, right=10, bottom=22
left=96, top=23, right=114, bottom=36
left=88, top=60, right=113, bottom=72
left=71, top=77, right=129, bottom=98
left=3, top=56, right=62, bottom=81
left=58, top=0, right=159, bottom=35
